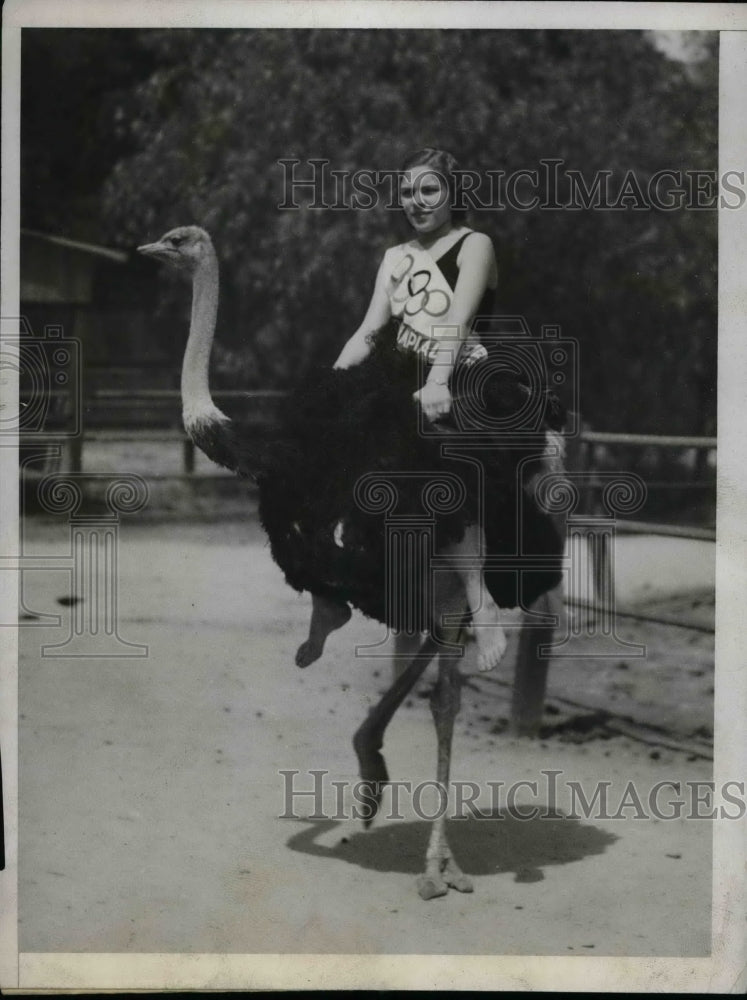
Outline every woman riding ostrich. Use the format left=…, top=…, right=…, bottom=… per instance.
left=138, top=148, right=566, bottom=900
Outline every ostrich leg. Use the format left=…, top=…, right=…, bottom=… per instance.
left=352, top=633, right=440, bottom=827
left=296, top=594, right=352, bottom=668
left=392, top=628, right=426, bottom=681
left=416, top=641, right=474, bottom=899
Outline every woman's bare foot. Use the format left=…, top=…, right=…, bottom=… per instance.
left=471, top=598, right=508, bottom=672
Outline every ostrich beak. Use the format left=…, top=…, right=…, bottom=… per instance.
left=137, top=241, right=163, bottom=257
left=137, top=240, right=180, bottom=265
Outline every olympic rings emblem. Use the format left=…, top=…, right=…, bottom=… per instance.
left=390, top=253, right=451, bottom=318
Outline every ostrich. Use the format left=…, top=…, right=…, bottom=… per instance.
left=138, top=225, right=565, bottom=899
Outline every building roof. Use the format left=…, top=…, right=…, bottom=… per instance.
left=21, top=228, right=128, bottom=264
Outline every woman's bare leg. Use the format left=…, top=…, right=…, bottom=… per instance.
left=444, top=523, right=507, bottom=672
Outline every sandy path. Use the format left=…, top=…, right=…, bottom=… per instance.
left=18, top=518, right=712, bottom=956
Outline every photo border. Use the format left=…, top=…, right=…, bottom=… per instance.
left=1, top=1, right=745, bottom=992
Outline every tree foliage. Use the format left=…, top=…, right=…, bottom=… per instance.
left=23, top=29, right=717, bottom=433
left=21, top=30, right=159, bottom=238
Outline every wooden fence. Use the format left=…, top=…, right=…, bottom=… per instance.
left=511, top=429, right=715, bottom=735
left=25, top=389, right=717, bottom=736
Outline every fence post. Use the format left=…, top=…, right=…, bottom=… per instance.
left=575, top=422, right=607, bottom=627
left=183, top=437, right=195, bottom=475
left=510, top=583, right=563, bottom=736
left=68, top=431, right=83, bottom=474
left=590, top=527, right=609, bottom=614
left=36, top=473, right=150, bottom=658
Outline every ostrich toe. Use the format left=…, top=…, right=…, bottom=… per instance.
left=443, top=857, right=474, bottom=893
left=358, top=778, right=387, bottom=829
left=353, top=737, right=390, bottom=828
left=295, top=598, right=351, bottom=668
left=416, top=874, right=450, bottom=900
left=295, top=639, right=319, bottom=669
left=418, top=844, right=473, bottom=898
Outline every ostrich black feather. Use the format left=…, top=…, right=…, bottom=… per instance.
left=257, top=324, right=566, bottom=626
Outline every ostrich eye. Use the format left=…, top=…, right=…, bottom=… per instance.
left=170, top=235, right=185, bottom=247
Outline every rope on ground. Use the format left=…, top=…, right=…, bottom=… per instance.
left=470, top=674, right=714, bottom=761
left=563, top=598, right=715, bottom=634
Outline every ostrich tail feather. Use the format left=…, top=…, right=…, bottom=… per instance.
left=256, top=346, right=565, bottom=623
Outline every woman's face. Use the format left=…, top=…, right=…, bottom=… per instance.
left=400, top=165, right=453, bottom=236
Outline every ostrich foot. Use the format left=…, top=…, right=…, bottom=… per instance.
left=416, top=853, right=473, bottom=899
left=356, top=750, right=389, bottom=829
left=472, top=600, right=508, bottom=673
left=358, top=779, right=386, bottom=830
left=352, top=737, right=390, bottom=829
left=443, top=856, right=474, bottom=893
left=296, top=597, right=351, bottom=668
left=416, top=873, right=450, bottom=900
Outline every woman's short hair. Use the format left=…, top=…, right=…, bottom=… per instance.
left=399, top=147, right=467, bottom=222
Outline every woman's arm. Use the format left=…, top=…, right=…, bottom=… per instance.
left=428, top=232, right=496, bottom=381
left=415, top=232, right=497, bottom=419
left=333, top=251, right=393, bottom=369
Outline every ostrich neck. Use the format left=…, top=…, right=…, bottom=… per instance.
left=181, top=252, right=225, bottom=424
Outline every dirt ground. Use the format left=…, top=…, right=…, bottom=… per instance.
left=17, top=512, right=715, bottom=957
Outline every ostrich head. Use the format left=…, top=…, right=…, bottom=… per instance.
left=137, top=225, right=215, bottom=273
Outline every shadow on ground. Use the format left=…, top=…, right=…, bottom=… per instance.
left=286, top=810, right=618, bottom=882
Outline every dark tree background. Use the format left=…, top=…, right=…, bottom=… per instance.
left=21, top=28, right=717, bottom=435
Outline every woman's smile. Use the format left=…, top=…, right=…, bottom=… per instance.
left=401, top=165, right=453, bottom=234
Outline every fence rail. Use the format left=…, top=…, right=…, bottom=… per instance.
left=613, top=520, right=715, bottom=542
left=22, top=390, right=716, bottom=737
left=89, top=389, right=287, bottom=401
left=33, top=387, right=718, bottom=472
left=577, top=430, right=717, bottom=449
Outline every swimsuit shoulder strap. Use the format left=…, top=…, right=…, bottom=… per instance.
left=435, top=230, right=475, bottom=290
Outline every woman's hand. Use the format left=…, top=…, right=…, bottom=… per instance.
left=334, top=329, right=371, bottom=369
left=414, top=381, right=452, bottom=422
